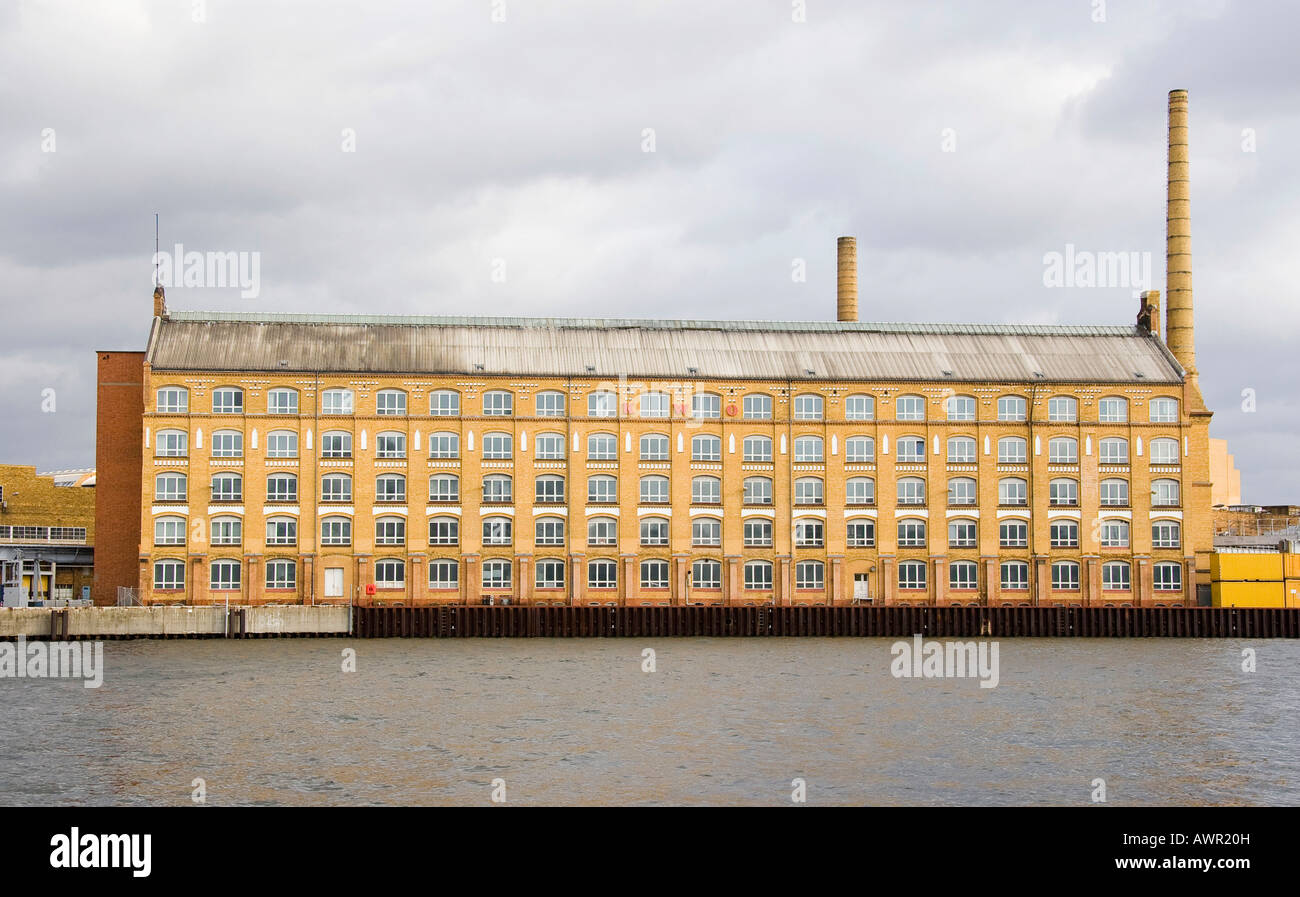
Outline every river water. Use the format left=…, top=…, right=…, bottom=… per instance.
left=1, top=638, right=1296, bottom=806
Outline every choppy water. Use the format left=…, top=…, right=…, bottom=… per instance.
left=1, top=638, right=1297, bottom=806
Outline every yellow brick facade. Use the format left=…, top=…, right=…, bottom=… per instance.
left=135, top=371, right=1211, bottom=608
left=0, top=464, right=96, bottom=602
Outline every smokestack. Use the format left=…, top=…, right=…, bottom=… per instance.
left=153, top=284, right=167, bottom=319
left=836, top=236, right=858, bottom=322
left=1165, top=90, right=1196, bottom=378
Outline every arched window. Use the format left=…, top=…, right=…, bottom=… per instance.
left=795, top=560, right=824, bottom=589
left=428, top=431, right=459, bottom=459
left=639, top=391, right=670, bottom=418
left=847, top=518, right=875, bottom=548
left=587, top=475, right=617, bottom=504
left=743, top=394, right=773, bottom=420
left=1152, top=478, right=1181, bottom=507
left=156, top=428, right=188, bottom=457
left=156, top=386, right=188, bottom=413
left=588, top=559, right=617, bottom=590
left=321, top=473, right=351, bottom=502
left=845, top=436, right=874, bottom=462
left=744, top=560, right=774, bottom=590
left=946, top=395, right=976, bottom=421
left=210, top=472, right=241, bottom=502
left=1099, top=478, right=1129, bottom=506
left=585, top=432, right=616, bottom=460
left=587, top=390, right=617, bottom=418
left=898, top=561, right=927, bottom=590
left=1099, top=518, right=1130, bottom=548
left=155, top=472, right=187, bottom=502
left=1150, top=437, right=1179, bottom=465
left=321, top=388, right=354, bottom=415
left=483, top=474, right=513, bottom=503
left=428, top=474, right=459, bottom=502
left=210, top=560, right=241, bottom=591
left=896, top=436, right=925, bottom=463
left=950, top=561, right=978, bottom=591
left=1052, top=561, right=1080, bottom=591
left=794, top=476, right=823, bottom=506
left=846, top=476, right=875, bottom=505
left=427, top=516, right=458, bottom=546
left=692, top=476, right=722, bottom=505
left=1000, top=561, right=1029, bottom=591
left=998, top=477, right=1027, bottom=506
left=692, top=518, right=721, bottom=547
left=429, top=560, right=460, bottom=589
left=482, top=560, right=511, bottom=589
left=794, top=435, right=824, bottom=462
left=266, top=473, right=297, bottom=502
left=897, top=477, right=926, bottom=505
left=996, top=395, right=1027, bottom=422
left=1050, top=519, right=1079, bottom=548
left=692, top=392, right=721, bottom=419
left=1152, top=519, right=1181, bottom=549
left=267, top=388, right=298, bottom=415
left=211, top=515, right=242, bottom=546
left=535, top=390, right=566, bottom=418
left=535, top=474, right=564, bottom=503
left=376, top=431, right=407, bottom=459
left=897, top=518, right=926, bottom=547
left=895, top=395, right=925, bottom=421
left=587, top=517, right=617, bottom=546
left=265, top=559, right=296, bottom=590
left=743, top=435, right=773, bottom=461
left=1049, top=477, right=1078, bottom=506
left=211, top=429, right=243, bottom=458
left=1102, top=561, right=1131, bottom=591
left=1149, top=396, right=1179, bottom=423
left=211, top=387, right=244, bottom=414
left=266, top=516, right=297, bottom=546
left=948, top=518, right=977, bottom=547
left=482, top=390, right=513, bottom=416
left=947, top=477, right=976, bottom=505
left=535, top=516, right=565, bottom=546
left=998, top=519, right=1028, bottom=548
left=429, top=389, right=460, bottom=416
left=376, top=389, right=407, bottom=416
left=375, top=474, right=405, bottom=502
left=375, top=516, right=406, bottom=546
left=267, top=429, right=298, bottom=458
left=1099, top=437, right=1128, bottom=464
left=321, top=430, right=352, bottom=458
left=374, top=559, right=406, bottom=587
left=1098, top=396, right=1128, bottom=423
left=1154, top=561, right=1183, bottom=591
left=845, top=394, right=875, bottom=421
left=482, top=431, right=513, bottom=459
left=639, top=433, right=669, bottom=460
left=153, top=515, right=186, bottom=546
left=947, top=436, right=976, bottom=463
left=743, top=476, right=773, bottom=505
left=639, top=475, right=669, bottom=504
left=1048, top=436, right=1077, bottom=463
left=793, top=394, right=823, bottom=420
left=1048, top=396, right=1078, bottom=422
left=692, top=559, right=722, bottom=589
left=639, top=517, right=669, bottom=546
left=153, top=559, right=185, bottom=591
left=482, top=516, right=512, bottom=546
left=997, top=436, right=1027, bottom=463
left=321, top=516, right=352, bottom=546
left=692, top=434, right=722, bottom=461
left=794, top=519, right=824, bottom=547
left=640, top=559, right=670, bottom=589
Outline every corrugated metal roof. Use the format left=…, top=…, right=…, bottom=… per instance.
left=149, top=312, right=1185, bottom=383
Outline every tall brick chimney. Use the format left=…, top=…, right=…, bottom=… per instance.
left=836, top=236, right=858, bottom=322
left=1165, top=89, right=1196, bottom=382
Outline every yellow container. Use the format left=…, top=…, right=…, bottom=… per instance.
left=1284, top=554, right=1300, bottom=580
left=1211, top=581, right=1286, bottom=608
left=1211, top=552, right=1284, bottom=582
left=1286, top=579, right=1300, bottom=608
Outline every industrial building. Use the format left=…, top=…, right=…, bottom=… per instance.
left=0, top=464, right=96, bottom=606
left=94, top=91, right=1214, bottom=608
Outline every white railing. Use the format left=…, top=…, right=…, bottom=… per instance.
left=117, top=586, right=142, bottom=607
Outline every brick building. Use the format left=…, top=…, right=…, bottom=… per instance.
left=0, top=464, right=95, bottom=606
left=94, top=91, right=1214, bottom=608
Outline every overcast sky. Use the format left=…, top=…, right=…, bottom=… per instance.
left=1, top=0, right=1295, bottom=501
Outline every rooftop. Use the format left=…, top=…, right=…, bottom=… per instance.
left=147, top=311, right=1186, bottom=384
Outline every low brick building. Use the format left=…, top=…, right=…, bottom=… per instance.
left=0, top=464, right=95, bottom=606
